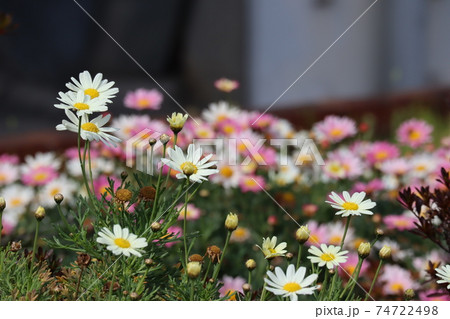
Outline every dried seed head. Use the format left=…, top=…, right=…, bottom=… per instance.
left=358, top=242, right=371, bottom=259
left=187, top=261, right=202, bottom=279
left=10, top=241, right=22, bottom=252
left=139, top=186, right=156, bottom=201
left=245, top=259, right=256, bottom=271
left=295, top=225, right=310, bottom=244
left=242, top=283, right=251, bottom=293
left=54, top=193, right=64, bottom=204
left=189, top=254, right=204, bottom=263
left=379, top=246, right=392, bottom=260
left=76, top=253, right=91, bottom=268
left=34, top=206, right=46, bottom=221
left=404, top=289, right=415, bottom=300
left=116, top=188, right=132, bottom=202
left=225, top=213, right=238, bottom=231
left=206, top=245, right=222, bottom=263
left=159, top=134, right=171, bottom=145
left=150, top=221, right=161, bottom=232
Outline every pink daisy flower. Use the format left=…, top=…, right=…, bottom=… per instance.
left=0, top=154, right=19, bottom=164
left=164, top=225, right=182, bottom=248
left=217, top=118, right=244, bottom=136
left=21, top=152, right=60, bottom=186
left=305, top=221, right=328, bottom=247
left=176, top=203, right=201, bottom=221
left=124, top=88, right=163, bottom=110
left=312, top=115, right=357, bottom=143
left=339, top=253, right=369, bottom=278
left=214, top=78, right=239, bottom=93
left=325, top=149, right=365, bottom=179
left=248, top=112, right=276, bottom=130
left=379, top=158, right=410, bottom=176
left=219, top=276, right=245, bottom=300
left=239, top=175, right=265, bottom=193
left=0, top=162, right=19, bottom=186
left=366, top=141, right=399, bottom=164
left=326, top=221, right=354, bottom=247
left=379, top=265, right=417, bottom=295
left=93, top=175, right=120, bottom=200
left=397, top=118, right=433, bottom=147
left=384, top=212, right=416, bottom=231
left=352, top=179, right=385, bottom=194
left=419, top=290, right=450, bottom=301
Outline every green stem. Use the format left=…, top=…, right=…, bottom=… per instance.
left=260, top=261, right=270, bottom=301
left=77, top=117, right=95, bottom=204
left=183, top=184, right=190, bottom=267
left=364, top=260, right=383, bottom=301
left=296, top=244, right=303, bottom=269
left=340, top=258, right=363, bottom=299
left=151, top=145, right=166, bottom=221
left=32, top=221, right=40, bottom=261
left=327, top=270, right=338, bottom=300
left=86, top=141, right=95, bottom=195
left=75, top=267, right=84, bottom=300
left=212, top=231, right=231, bottom=281
left=56, top=203, right=71, bottom=230
left=340, top=216, right=352, bottom=249
left=202, top=260, right=212, bottom=283
left=165, top=133, right=178, bottom=187
left=320, top=270, right=330, bottom=300
left=108, top=262, right=119, bottom=300
left=189, top=279, right=195, bottom=301
left=0, top=211, right=3, bottom=246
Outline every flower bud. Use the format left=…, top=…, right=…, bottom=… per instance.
left=225, top=212, right=238, bottom=231
left=159, top=134, right=171, bottom=145
left=328, top=269, right=335, bottom=275
left=295, top=225, right=310, bottom=244
left=120, top=171, right=128, bottom=180
left=150, top=221, right=161, bottom=232
left=375, top=228, right=384, bottom=237
left=130, top=292, right=140, bottom=300
left=379, top=246, right=391, bottom=260
left=145, top=258, right=154, bottom=266
left=187, top=261, right=202, bottom=279
left=181, top=162, right=196, bottom=176
left=149, top=138, right=157, bottom=146
left=245, top=259, right=256, bottom=271
left=358, top=242, right=371, bottom=259
left=242, top=283, right=251, bottom=293
left=54, top=193, right=64, bottom=204
left=404, top=289, right=415, bottom=301
left=286, top=252, right=294, bottom=260
left=0, top=197, right=6, bottom=212
left=34, top=206, right=46, bottom=221
left=167, top=112, right=188, bottom=133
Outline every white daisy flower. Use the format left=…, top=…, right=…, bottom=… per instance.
left=55, top=90, right=108, bottom=116
left=1, top=184, right=34, bottom=218
left=202, top=101, right=241, bottom=124
left=38, top=175, right=77, bottom=207
left=326, top=191, right=376, bottom=217
left=436, top=264, right=450, bottom=289
left=66, top=70, right=119, bottom=102
left=56, top=109, right=121, bottom=147
left=408, top=153, right=438, bottom=179
left=161, top=144, right=218, bottom=183
left=256, top=236, right=287, bottom=259
left=308, top=244, right=348, bottom=269
left=0, top=162, right=20, bottom=186
left=96, top=224, right=148, bottom=257
left=22, top=152, right=61, bottom=171
left=265, top=264, right=319, bottom=301
left=211, top=160, right=243, bottom=189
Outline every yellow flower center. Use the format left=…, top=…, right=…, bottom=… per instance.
left=11, top=198, right=22, bottom=207
left=409, top=130, right=421, bottom=141
left=137, top=98, right=149, bottom=107
left=33, top=172, right=48, bottom=182
left=223, top=125, right=235, bottom=135
left=320, top=253, right=335, bottom=262
left=375, top=151, right=388, bottom=161
left=225, top=289, right=237, bottom=301
left=342, top=202, right=359, bottom=210
left=50, top=188, right=60, bottom=197
left=394, top=220, right=410, bottom=227
left=81, top=122, right=100, bottom=133
left=269, top=248, right=277, bottom=254
left=330, top=128, right=343, bottom=137
left=329, top=235, right=342, bottom=245
left=283, top=282, right=302, bottom=293
left=220, top=166, right=233, bottom=178
left=415, top=164, right=426, bottom=171
left=180, top=162, right=198, bottom=175
left=74, top=102, right=89, bottom=110
left=0, top=174, right=5, bottom=181
left=84, top=88, right=99, bottom=99
left=114, top=238, right=131, bottom=248
left=329, top=163, right=343, bottom=173
left=309, top=234, right=320, bottom=244
left=233, top=227, right=248, bottom=238
left=244, top=179, right=257, bottom=187
left=390, top=283, right=404, bottom=292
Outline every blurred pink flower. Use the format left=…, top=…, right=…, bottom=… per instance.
left=214, top=78, right=239, bottom=93
left=325, top=149, right=364, bottom=179
left=305, top=221, right=328, bottom=247
left=397, top=118, right=433, bottom=148
left=339, top=253, right=369, bottom=278
left=418, top=290, right=450, bottom=301
left=379, top=158, right=410, bottom=176
left=312, top=115, right=357, bottom=143
left=217, top=118, right=243, bottom=136
left=218, top=276, right=245, bottom=300
left=379, top=264, right=417, bottom=295
left=0, top=154, right=19, bottom=164
left=239, top=175, right=265, bottom=192
left=176, top=203, right=201, bottom=221
left=124, top=88, right=163, bottom=110
left=0, top=162, right=19, bottom=186
left=366, top=141, right=399, bottom=164
left=384, top=213, right=416, bottom=231
left=22, top=166, right=58, bottom=186
left=93, top=175, right=120, bottom=200
left=352, top=179, right=385, bottom=194
left=164, top=225, right=182, bottom=248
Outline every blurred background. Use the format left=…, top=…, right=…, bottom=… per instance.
left=1, top=0, right=449, bottom=153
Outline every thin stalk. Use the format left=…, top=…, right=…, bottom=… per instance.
left=165, top=133, right=178, bottom=187
left=151, top=145, right=166, bottom=221
left=108, top=262, right=119, bottom=300
left=260, top=261, right=270, bottom=301
left=364, top=260, right=383, bottom=301
left=340, top=216, right=352, bottom=249
left=189, top=279, right=195, bottom=301
left=86, top=141, right=95, bottom=195
left=340, top=258, right=363, bottom=299
left=320, top=270, right=330, bottom=300
left=32, top=221, right=40, bottom=261
left=183, top=185, right=190, bottom=267
left=77, top=117, right=95, bottom=204
left=202, top=260, right=212, bottom=283
left=74, top=267, right=84, bottom=300
left=0, top=211, right=3, bottom=245
left=56, top=203, right=71, bottom=230
left=296, top=244, right=303, bottom=269
left=212, top=231, right=232, bottom=281
left=327, top=270, right=338, bottom=300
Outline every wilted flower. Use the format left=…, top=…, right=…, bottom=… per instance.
left=206, top=245, right=222, bottom=263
